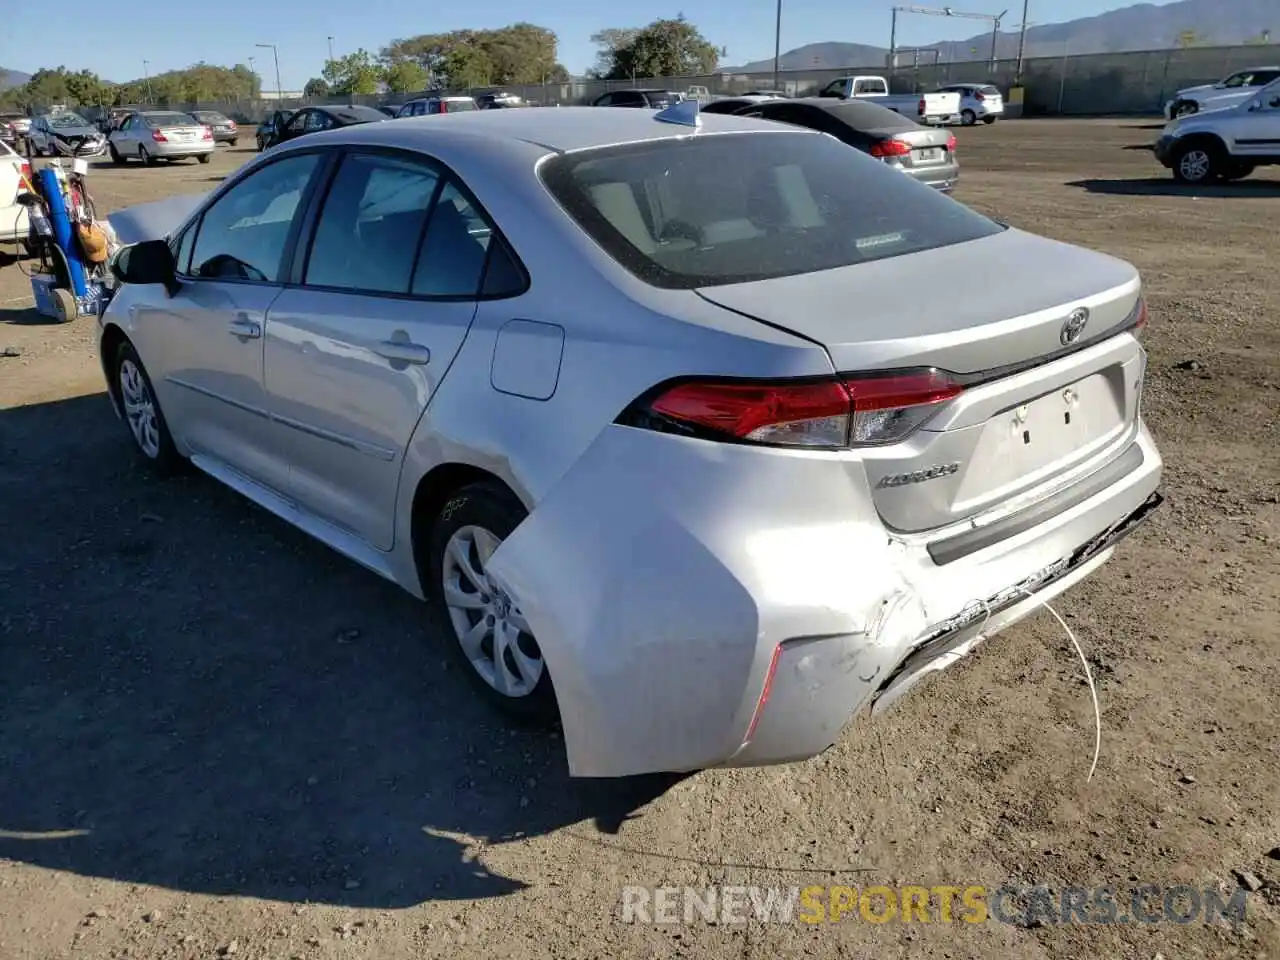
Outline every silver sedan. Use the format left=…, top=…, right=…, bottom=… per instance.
left=100, top=105, right=1163, bottom=778
left=108, top=111, right=215, bottom=165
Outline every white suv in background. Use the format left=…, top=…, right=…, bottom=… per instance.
left=938, top=83, right=1005, bottom=125
left=1155, top=78, right=1280, bottom=184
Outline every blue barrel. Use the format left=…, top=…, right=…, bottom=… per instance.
left=36, top=167, right=87, bottom=297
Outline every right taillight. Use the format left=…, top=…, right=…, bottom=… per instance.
left=869, top=138, right=912, bottom=159
left=918, top=97, right=926, bottom=115
left=152, top=129, right=167, bottom=142
left=1132, top=297, right=1148, bottom=338
left=622, top=370, right=963, bottom=449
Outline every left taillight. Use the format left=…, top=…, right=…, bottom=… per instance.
left=200, top=126, right=213, bottom=140
left=946, top=133, right=958, bottom=152
left=619, top=370, right=964, bottom=449
left=869, top=138, right=912, bottom=158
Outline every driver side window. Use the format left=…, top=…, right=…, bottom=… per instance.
left=189, top=153, right=322, bottom=283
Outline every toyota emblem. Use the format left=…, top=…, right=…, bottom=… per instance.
left=1060, top=308, right=1089, bottom=346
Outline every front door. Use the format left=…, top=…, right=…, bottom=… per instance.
left=1234, top=89, right=1280, bottom=160
left=264, top=150, right=508, bottom=549
left=145, top=151, right=326, bottom=493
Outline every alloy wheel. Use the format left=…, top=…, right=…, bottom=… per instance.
left=118, top=358, right=161, bottom=458
left=440, top=524, right=544, bottom=698
left=1179, top=149, right=1211, bottom=182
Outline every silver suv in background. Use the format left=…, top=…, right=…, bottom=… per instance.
left=1155, top=77, right=1280, bottom=183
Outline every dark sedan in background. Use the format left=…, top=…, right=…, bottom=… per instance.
left=591, top=89, right=686, bottom=109
left=189, top=110, right=239, bottom=145
left=260, top=104, right=387, bottom=150
left=256, top=109, right=294, bottom=151
left=733, top=97, right=960, bottom=193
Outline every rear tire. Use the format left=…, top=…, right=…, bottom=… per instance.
left=229, top=138, right=238, bottom=147
left=1222, top=163, right=1255, bottom=182
left=426, top=480, right=559, bottom=725
left=1171, top=139, right=1222, bottom=184
left=139, top=146, right=156, bottom=167
left=197, top=153, right=211, bottom=164
left=982, top=115, right=997, bottom=124
left=961, top=109, right=977, bottom=126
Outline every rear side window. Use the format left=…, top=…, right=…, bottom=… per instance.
left=305, top=153, right=441, bottom=294
left=411, top=182, right=492, bottom=297
left=540, top=131, right=1004, bottom=290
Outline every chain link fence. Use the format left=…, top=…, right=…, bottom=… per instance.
left=171, top=42, right=1280, bottom=122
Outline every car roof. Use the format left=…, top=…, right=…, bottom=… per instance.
left=315, top=104, right=388, bottom=121
left=760, top=97, right=916, bottom=125
left=291, top=105, right=810, bottom=156
left=317, top=105, right=810, bottom=154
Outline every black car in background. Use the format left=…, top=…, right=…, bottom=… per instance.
left=732, top=97, right=960, bottom=194
left=261, top=105, right=387, bottom=150
left=189, top=110, right=239, bottom=145
left=591, top=89, right=685, bottom=109
left=256, top=109, right=295, bottom=151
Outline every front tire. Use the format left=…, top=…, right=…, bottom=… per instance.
left=108, top=142, right=124, bottom=164
left=1172, top=140, right=1222, bottom=184
left=426, top=481, right=558, bottom=724
left=114, top=341, right=182, bottom=473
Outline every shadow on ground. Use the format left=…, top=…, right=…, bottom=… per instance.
left=0, top=394, right=687, bottom=908
left=1067, top=177, right=1280, bottom=198
left=0, top=305, right=49, bottom=326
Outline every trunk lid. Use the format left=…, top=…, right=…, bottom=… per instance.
left=697, top=228, right=1146, bottom=533
left=158, top=123, right=207, bottom=143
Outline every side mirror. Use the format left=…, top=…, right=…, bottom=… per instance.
left=111, top=239, right=179, bottom=297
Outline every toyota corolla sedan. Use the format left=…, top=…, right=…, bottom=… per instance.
left=100, top=104, right=1162, bottom=778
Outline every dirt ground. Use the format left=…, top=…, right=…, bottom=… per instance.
left=1, top=120, right=1277, bottom=960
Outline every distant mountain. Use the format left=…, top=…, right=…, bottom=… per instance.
left=2, top=67, right=31, bottom=89
left=727, top=0, right=1280, bottom=72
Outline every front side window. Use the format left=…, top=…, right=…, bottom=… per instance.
left=285, top=112, right=309, bottom=133
left=305, top=153, right=441, bottom=294
left=540, top=130, right=1005, bottom=290
left=190, top=153, right=322, bottom=282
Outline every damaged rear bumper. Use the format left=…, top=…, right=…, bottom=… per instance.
left=485, top=423, right=1163, bottom=778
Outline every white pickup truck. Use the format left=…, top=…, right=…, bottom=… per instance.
left=817, top=75, right=961, bottom=124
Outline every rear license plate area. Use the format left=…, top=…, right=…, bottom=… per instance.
left=954, top=370, right=1129, bottom=506
left=914, top=147, right=943, bottom=162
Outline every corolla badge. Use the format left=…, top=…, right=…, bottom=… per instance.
left=875, top=462, right=960, bottom=488
left=1060, top=308, right=1090, bottom=346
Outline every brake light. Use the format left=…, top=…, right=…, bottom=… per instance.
left=18, top=160, right=31, bottom=185
left=1132, top=297, right=1148, bottom=336
left=976, top=91, right=986, bottom=101
left=200, top=126, right=213, bottom=140
left=918, top=97, right=927, bottom=115
left=152, top=129, right=167, bottom=142
left=629, top=370, right=964, bottom=448
left=869, top=138, right=912, bottom=158
left=227, top=121, right=237, bottom=129
left=440, top=101, right=448, bottom=114
left=946, top=133, right=958, bottom=152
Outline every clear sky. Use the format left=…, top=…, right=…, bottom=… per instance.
left=3, top=0, right=1177, bottom=89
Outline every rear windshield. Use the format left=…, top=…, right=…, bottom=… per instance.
left=146, top=113, right=194, bottom=126
left=978, top=85, right=1002, bottom=95
left=444, top=99, right=477, bottom=111
left=540, top=130, right=1003, bottom=289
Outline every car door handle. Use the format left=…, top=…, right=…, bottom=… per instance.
left=373, top=340, right=431, bottom=365
left=228, top=317, right=261, bottom=339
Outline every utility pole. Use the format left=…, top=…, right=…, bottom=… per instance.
left=773, top=0, right=784, bottom=91
left=142, top=59, right=153, bottom=104
left=1015, top=0, right=1030, bottom=81
left=256, top=43, right=283, bottom=101
left=327, top=36, right=335, bottom=63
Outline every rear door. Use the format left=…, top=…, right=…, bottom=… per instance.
left=263, top=149, right=521, bottom=549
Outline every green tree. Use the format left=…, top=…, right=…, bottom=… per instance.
left=381, top=24, right=569, bottom=88
left=383, top=59, right=428, bottom=94
left=303, top=77, right=330, bottom=98
left=599, top=16, right=720, bottom=80
left=442, top=44, right=494, bottom=88
left=323, top=49, right=384, bottom=96
left=589, top=28, right=639, bottom=77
